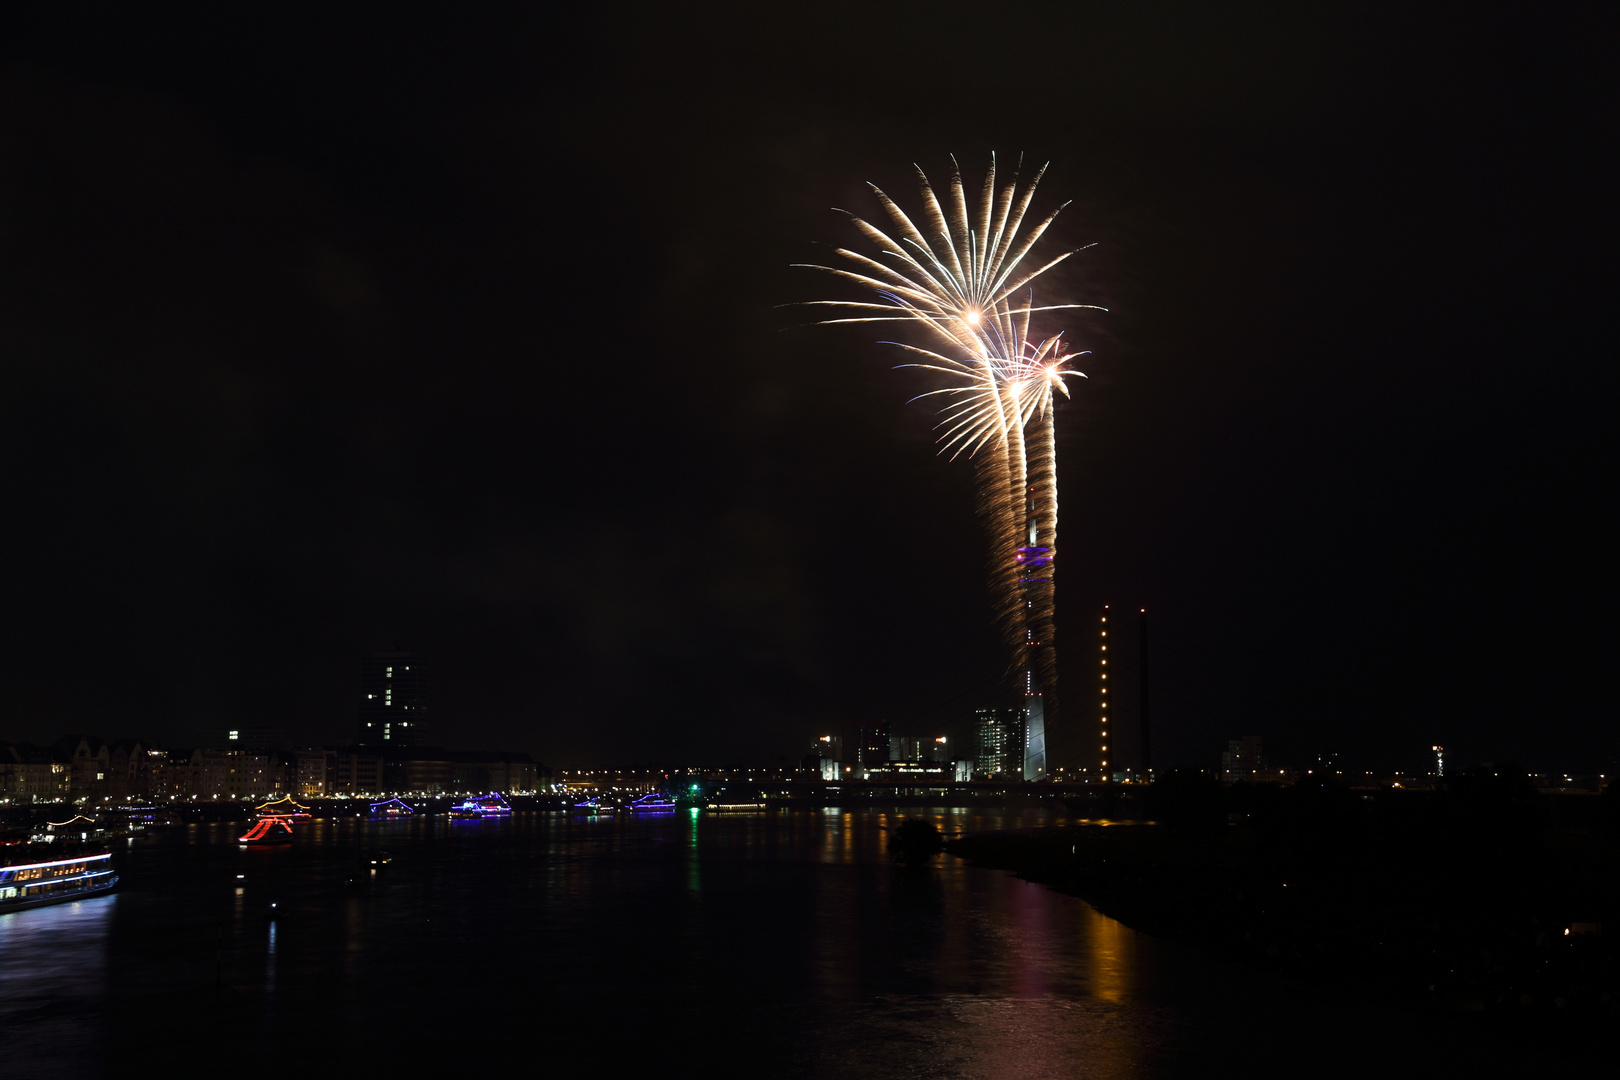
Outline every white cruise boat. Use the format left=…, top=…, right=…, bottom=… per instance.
left=0, top=851, right=118, bottom=912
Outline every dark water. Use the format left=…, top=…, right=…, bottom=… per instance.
left=0, top=809, right=1576, bottom=1077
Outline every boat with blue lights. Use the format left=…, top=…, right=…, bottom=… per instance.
left=0, top=850, right=118, bottom=912
left=448, top=793, right=512, bottom=818
left=627, top=793, right=677, bottom=813
left=369, top=797, right=415, bottom=818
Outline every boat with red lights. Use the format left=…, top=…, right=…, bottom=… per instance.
left=370, top=797, right=415, bottom=818
left=0, top=850, right=118, bottom=912
left=448, top=793, right=511, bottom=818
left=239, top=816, right=295, bottom=845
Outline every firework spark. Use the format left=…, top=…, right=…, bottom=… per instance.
left=798, top=156, right=1102, bottom=778
left=795, top=154, right=1099, bottom=455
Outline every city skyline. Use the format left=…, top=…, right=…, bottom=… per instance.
left=0, top=6, right=1605, bottom=774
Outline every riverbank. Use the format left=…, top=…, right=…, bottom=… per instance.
left=947, top=792, right=1618, bottom=1051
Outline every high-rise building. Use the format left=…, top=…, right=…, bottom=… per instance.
left=975, top=706, right=1021, bottom=777
left=857, top=721, right=890, bottom=766
left=225, top=724, right=286, bottom=750
left=806, top=735, right=842, bottom=779
left=887, top=735, right=952, bottom=763
left=1221, top=736, right=1266, bottom=783
left=358, top=650, right=427, bottom=747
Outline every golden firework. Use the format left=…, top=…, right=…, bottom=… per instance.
left=798, top=155, right=1101, bottom=777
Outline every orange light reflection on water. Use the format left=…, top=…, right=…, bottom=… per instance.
left=1082, top=902, right=1136, bottom=1004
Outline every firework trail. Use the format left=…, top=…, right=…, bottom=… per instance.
left=797, top=156, right=1099, bottom=769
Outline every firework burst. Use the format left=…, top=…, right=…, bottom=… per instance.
left=797, top=156, right=1101, bottom=777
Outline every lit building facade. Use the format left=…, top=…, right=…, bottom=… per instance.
left=808, top=736, right=842, bottom=780
left=0, top=745, right=69, bottom=803
left=975, top=707, right=1021, bottom=777
left=295, top=749, right=328, bottom=796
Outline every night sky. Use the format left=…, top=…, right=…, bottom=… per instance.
left=1, top=4, right=1607, bottom=771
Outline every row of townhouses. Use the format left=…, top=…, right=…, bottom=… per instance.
left=1, top=736, right=546, bottom=803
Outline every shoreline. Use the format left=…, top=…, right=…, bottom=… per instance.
left=946, top=816, right=1617, bottom=1054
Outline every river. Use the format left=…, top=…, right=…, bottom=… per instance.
left=0, top=808, right=1571, bottom=1077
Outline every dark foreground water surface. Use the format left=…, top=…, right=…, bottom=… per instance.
left=0, top=809, right=1577, bottom=1078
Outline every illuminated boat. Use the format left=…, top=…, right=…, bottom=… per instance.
left=239, top=816, right=295, bottom=845
left=254, top=796, right=312, bottom=820
left=369, top=797, right=415, bottom=817
left=627, top=793, right=677, bottom=813
left=703, top=801, right=768, bottom=813
left=448, top=793, right=512, bottom=819
left=40, top=814, right=98, bottom=841
left=0, top=851, right=118, bottom=912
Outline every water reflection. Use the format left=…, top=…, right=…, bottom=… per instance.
left=0, top=895, right=114, bottom=1078
left=686, top=808, right=700, bottom=894
left=4, top=808, right=1569, bottom=1077
left=1083, top=903, right=1137, bottom=1005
